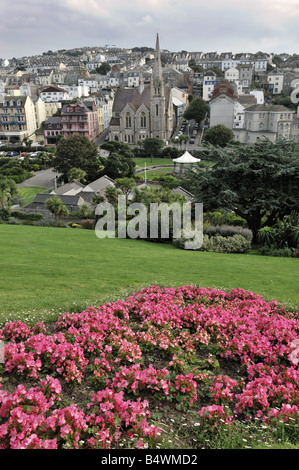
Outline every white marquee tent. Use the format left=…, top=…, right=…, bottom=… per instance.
left=173, top=151, right=201, bottom=173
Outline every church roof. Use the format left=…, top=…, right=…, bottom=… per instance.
left=112, top=87, right=151, bottom=112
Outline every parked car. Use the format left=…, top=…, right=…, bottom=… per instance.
left=189, top=137, right=195, bottom=144
left=6, top=151, right=18, bottom=157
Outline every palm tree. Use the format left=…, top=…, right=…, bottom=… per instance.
left=45, top=196, right=69, bottom=221
left=0, top=177, right=18, bottom=210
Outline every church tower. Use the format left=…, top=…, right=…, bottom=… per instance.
left=150, top=33, right=166, bottom=140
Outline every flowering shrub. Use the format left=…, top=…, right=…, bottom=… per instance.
left=0, top=285, right=298, bottom=448
left=85, top=387, right=161, bottom=449
left=198, top=404, right=234, bottom=430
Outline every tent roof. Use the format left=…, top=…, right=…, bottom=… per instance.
left=173, top=151, right=201, bottom=163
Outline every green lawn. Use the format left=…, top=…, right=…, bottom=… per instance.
left=139, top=167, right=174, bottom=179
left=134, top=157, right=174, bottom=168
left=18, top=186, right=49, bottom=206
left=0, top=224, right=298, bottom=325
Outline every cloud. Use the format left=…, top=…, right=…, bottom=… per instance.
left=135, top=15, right=154, bottom=26
left=63, top=0, right=110, bottom=18
left=0, top=0, right=298, bottom=57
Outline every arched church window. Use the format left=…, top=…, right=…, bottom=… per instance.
left=125, top=112, right=132, bottom=128
left=140, top=112, right=146, bottom=128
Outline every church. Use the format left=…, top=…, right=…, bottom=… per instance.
left=109, top=34, right=174, bottom=145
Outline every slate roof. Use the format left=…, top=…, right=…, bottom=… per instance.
left=81, top=175, right=115, bottom=194
left=112, top=86, right=151, bottom=112
left=32, top=193, right=84, bottom=207
left=245, top=104, right=295, bottom=112
left=51, top=181, right=85, bottom=196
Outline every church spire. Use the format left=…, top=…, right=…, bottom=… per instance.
left=152, top=33, right=163, bottom=83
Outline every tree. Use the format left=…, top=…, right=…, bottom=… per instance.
left=132, top=185, right=187, bottom=208
left=204, top=125, right=235, bottom=147
left=101, top=153, right=135, bottom=179
left=45, top=196, right=69, bottom=220
left=140, top=137, right=165, bottom=162
left=68, top=168, right=87, bottom=183
left=183, top=97, right=209, bottom=125
left=53, top=136, right=99, bottom=183
left=115, top=178, right=136, bottom=197
left=100, top=141, right=136, bottom=179
left=178, top=135, right=189, bottom=149
left=0, top=177, right=18, bottom=210
left=181, top=138, right=299, bottom=242
left=101, top=141, right=134, bottom=160
left=96, top=62, right=111, bottom=75
left=104, top=186, right=122, bottom=207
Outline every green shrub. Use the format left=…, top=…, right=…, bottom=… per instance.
left=257, top=226, right=276, bottom=246
left=258, top=245, right=294, bottom=257
left=33, top=219, right=66, bottom=228
left=204, top=211, right=247, bottom=227
left=200, top=234, right=251, bottom=253
left=81, top=219, right=95, bottom=230
left=6, top=217, right=20, bottom=225
left=10, top=210, right=44, bottom=221
left=173, top=234, right=251, bottom=253
left=204, top=224, right=253, bottom=242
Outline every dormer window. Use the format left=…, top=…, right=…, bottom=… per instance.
left=10, top=100, right=14, bottom=106
left=17, top=100, right=22, bottom=106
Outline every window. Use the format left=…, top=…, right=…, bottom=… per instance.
left=156, top=105, right=159, bottom=117
left=140, top=112, right=146, bottom=128
left=125, top=112, right=132, bottom=128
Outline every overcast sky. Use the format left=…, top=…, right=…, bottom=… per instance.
left=1, top=0, right=299, bottom=59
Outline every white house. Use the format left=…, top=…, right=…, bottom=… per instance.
left=249, top=90, right=265, bottom=104
left=209, top=92, right=235, bottom=129
left=202, top=71, right=220, bottom=101
left=267, top=70, right=284, bottom=95
left=62, top=85, right=90, bottom=100
left=224, top=67, right=239, bottom=83
left=40, top=86, right=69, bottom=103
left=233, top=104, right=295, bottom=143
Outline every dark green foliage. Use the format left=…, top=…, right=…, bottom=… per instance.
left=204, top=124, right=234, bottom=147
left=183, top=97, right=209, bottom=125
left=100, top=141, right=136, bottom=178
left=182, top=139, right=299, bottom=242
left=101, top=153, right=135, bottom=179
left=53, top=135, right=99, bottom=183
left=10, top=210, right=44, bottom=221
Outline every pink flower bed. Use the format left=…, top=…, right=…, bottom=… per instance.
left=0, top=285, right=298, bottom=448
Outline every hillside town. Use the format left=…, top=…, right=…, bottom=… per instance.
left=0, top=35, right=299, bottom=147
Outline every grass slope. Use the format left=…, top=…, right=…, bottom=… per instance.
left=18, top=186, right=49, bottom=206
left=0, top=224, right=298, bottom=325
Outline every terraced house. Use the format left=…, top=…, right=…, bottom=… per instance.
left=59, top=100, right=99, bottom=141
left=0, top=95, right=36, bottom=143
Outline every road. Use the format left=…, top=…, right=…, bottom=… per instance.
left=18, top=168, right=61, bottom=189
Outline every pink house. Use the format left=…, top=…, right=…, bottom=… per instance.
left=60, top=101, right=99, bottom=141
